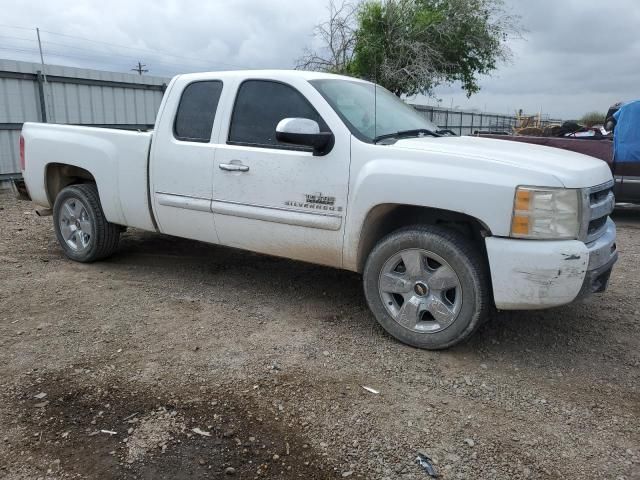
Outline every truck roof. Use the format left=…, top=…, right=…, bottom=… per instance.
left=174, top=69, right=370, bottom=84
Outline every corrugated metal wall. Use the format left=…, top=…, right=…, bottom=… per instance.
left=1, top=58, right=522, bottom=179
left=0, top=65, right=40, bottom=179
left=0, top=59, right=169, bottom=178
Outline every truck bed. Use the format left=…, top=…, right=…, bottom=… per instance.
left=21, top=123, right=156, bottom=231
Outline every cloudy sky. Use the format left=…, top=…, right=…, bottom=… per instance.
left=0, top=0, right=638, bottom=118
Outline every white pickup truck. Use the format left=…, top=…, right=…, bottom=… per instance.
left=20, top=70, right=618, bottom=349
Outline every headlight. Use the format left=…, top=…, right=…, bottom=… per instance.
left=511, top=187, right=581, bottom=239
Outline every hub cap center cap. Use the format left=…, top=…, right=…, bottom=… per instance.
left=414, top=282, right=429, bottom=297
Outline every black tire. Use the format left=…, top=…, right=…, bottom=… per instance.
left=363, top=225, right=490, bottom=350
left=53, top=183, right=120, bottom=262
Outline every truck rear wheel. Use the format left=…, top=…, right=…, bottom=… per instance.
left=53, top=183, right=120, bottom=262
left=363, top=225, right=490, bottom=350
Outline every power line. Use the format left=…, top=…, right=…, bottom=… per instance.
left=36, top=28, right=246, bottom=69
left=0, top=25, right=249, bottom=71
left=0, top=34, right=37, bottom=43
left=0, top=44, right=226, bottom=76
left=0, top=46, right=188, bottom=77
left=0, top=24, right=258, bottom=73
left=0, top=23, right=34, bottom=31
left=38, top=39, right=215, bottom=68
left=37, top=42, right=210, bottom=69
left=0, top=46, right=41, bottom=55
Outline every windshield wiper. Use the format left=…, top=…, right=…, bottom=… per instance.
left=373, top=128, right=441, bottom=143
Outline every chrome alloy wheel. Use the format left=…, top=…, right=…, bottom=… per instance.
left=378, top=248, right=463, bottom=333
left=58, top=197, right=92, bottom=252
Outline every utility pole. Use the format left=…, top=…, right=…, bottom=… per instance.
left=36, top=27, right=52, bottom=122
left=131, top=61, right=148, bottom=75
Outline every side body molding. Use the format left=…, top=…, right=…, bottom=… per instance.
left=155, top=192, right=212, bottom=212
left=211, top=199, right=342, bottom=231
left=155, top=192, right=342, bottom=231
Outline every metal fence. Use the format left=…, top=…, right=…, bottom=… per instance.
left=411, top=104, right=518, bottom=136
left=0, top=59, right=525, bottom=182
left=0, top=59, right=168, bottom=181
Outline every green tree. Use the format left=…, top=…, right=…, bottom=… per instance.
left=580, top=111, right=606, bottom=127
left=297, top=0, right=521, bottom=97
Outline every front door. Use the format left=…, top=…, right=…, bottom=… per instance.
left=212, top=79, right=350, bottom=267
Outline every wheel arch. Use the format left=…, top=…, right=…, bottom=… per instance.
left=42, top=159, right=128, bottom=227
left=354, top=203, right=492, bottom=273
left=45, top=163, right=97, bottom=206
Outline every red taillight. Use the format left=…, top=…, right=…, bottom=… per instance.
left=19, top=135, right=25, bottom=171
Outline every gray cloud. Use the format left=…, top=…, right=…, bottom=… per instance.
left=0, top=0, right=326, bottom=74
left=429, top=0, right=640, bottom=117
left=1, top=0, right=638, bottom=118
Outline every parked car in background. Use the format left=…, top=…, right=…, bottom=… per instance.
left=479, top=100, right=640, bottom=204
left=19, top=70, right=618, bottom=349
left=611, top=100, right=640, bottom=202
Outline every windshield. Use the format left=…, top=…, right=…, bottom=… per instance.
left=310, top=79, right=438, bottom=142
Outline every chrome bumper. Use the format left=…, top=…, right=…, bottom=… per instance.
left=578, top=218, right=618, bottom=296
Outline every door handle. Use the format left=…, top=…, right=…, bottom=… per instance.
left=219, top=163, right=249, bottom=172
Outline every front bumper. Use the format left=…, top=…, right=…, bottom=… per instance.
left=576, top=219, right=618, bottom=297
left=486, top=218, right=618, bottom=310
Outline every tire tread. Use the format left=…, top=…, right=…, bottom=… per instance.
left=363, top=224, right=490, bottom=350
left=53, top=183, right=120, bottom=262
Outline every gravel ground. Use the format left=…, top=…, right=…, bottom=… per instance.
left=0, top=190, right=638, bottom=479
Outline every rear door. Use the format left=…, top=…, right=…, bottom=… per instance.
left=212, top=78, right=350, bottom=267
left=150, top=79, right=223, bottom=243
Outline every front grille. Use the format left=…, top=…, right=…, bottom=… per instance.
left=583, top=181, right=615, bottom=243
left=588, top=216, right=607, bottom=236
left=590, top=188, right=611, bottom=205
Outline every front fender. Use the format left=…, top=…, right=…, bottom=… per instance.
left=342, top=143, right=563, bottom=271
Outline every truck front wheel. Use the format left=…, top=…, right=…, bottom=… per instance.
left=53, top=183, right=120, bottom=262
left=363, top=225, right=490, bottom=350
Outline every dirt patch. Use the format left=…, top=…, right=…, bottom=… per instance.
left=125, top=409, right=182, bottom=464
left=1, top=371, right=337, bottom=479
left=1, top=191, right=639, bottom=479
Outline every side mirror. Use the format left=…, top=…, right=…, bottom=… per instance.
left=275, top=118, right=334, bottom=156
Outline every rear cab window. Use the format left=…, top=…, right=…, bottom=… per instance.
left=174, top=81, right=223, bottom=142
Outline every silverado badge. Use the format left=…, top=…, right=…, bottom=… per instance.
left=285, top=192, right=343, bottom=212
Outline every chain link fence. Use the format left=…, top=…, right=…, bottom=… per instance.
left=411, top=104, right=518, bottom=136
